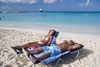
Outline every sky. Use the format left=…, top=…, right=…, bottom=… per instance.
left=0, top=0, right=100, bottom=11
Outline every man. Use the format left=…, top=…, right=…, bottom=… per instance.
left=23, top=40, right=81, bottom=62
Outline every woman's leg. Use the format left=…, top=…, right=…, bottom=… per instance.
left=12, top=42, right=38, bottom=50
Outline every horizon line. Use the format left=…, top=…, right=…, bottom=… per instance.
left=0, top=11, right=100, bottom=13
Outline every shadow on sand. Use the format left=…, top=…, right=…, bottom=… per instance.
left=50, top=48, right=93, bottom=67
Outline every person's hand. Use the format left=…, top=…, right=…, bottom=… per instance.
left=63, top=40, right=68, bottom=43
left=68, top=40, right=74, bottom=45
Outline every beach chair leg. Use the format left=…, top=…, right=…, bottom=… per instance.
left=75, top=51, right=79, bottom=59
left=48, top=63, right=52, bottom=67
left=42, top=63, right=51, bottom=67
left=55, top=58, right=64, bottom=67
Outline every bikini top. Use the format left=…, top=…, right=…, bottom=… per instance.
left=42, top=36, right=49, bottom=41
left=38, top=37, right=49, bottom=45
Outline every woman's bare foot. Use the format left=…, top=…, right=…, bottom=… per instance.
left=11, top=46, right=17, bottom=50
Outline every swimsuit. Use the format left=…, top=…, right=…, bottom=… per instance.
left=43, top=46, right=61, bottom=57
left=38, top=41, right=44, bottom=44
left=28, top=37, right=49, bottom=51
left=38, top=37, right=49, bottom=44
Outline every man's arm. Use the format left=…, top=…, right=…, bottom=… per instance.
left=71, top=44, right=81, bottom=50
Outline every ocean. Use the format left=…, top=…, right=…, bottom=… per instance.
left=0, top=11, right=100, bottom=34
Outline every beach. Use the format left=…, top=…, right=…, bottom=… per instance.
left=0, top=27, right=100, bottom=67
left=0, top=0, right=100, bottom=67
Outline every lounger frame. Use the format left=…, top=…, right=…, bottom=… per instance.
left=51, top=50, right=80, bottom=67
left=31, top=50, right=80, bottom=67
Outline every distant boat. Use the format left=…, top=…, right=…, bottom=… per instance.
left=39, top=8, right=43, bottom=12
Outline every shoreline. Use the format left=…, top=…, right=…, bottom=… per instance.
left=0, top=27, right=100, bottom=43
left=0, top=27, right=100, bottom=40
left=0, top=22, right=100, bottom=35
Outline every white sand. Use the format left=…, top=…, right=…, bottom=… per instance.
left=0, top=27, right=100, bottom=67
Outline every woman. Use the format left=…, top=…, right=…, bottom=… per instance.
left=11, top=29, right=56, bottom=51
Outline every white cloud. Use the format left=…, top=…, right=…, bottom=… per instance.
left=43, top=0, right=56, bottom=4
left=0, top=6, right=11, bottom=10
left=86, top=0, right=90, bottom=6
left=0, top=0, right=38, bottom=4
left=79, top=0, right=91, bottom=6
left=0, top=0, right=57, bottom=4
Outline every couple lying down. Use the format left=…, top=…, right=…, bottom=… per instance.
left=11, top=29, right=81, bottom=62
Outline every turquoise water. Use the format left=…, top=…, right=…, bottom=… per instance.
left=0, top=12, right=100, bottom=34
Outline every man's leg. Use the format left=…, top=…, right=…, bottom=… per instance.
left=28, top=47, right=50, bottom=61
left=33, top=52, right=50, bottom=61
left=28, top=47, right=44, bottom=55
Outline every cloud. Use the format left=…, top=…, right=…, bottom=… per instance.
left=0, top=0, right=57, bottom=4
left=0, top=6, right=11, bottom=10
left=86, top=0, right=90, bottom=6
left=43, top=0, right=56, bottom=4
left=79, top=0, right=91, bottom=6
left=0, top=0, right=38, bottom=4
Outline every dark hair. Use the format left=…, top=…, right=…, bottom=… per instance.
left=49, top=29, right=56, bottom=36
